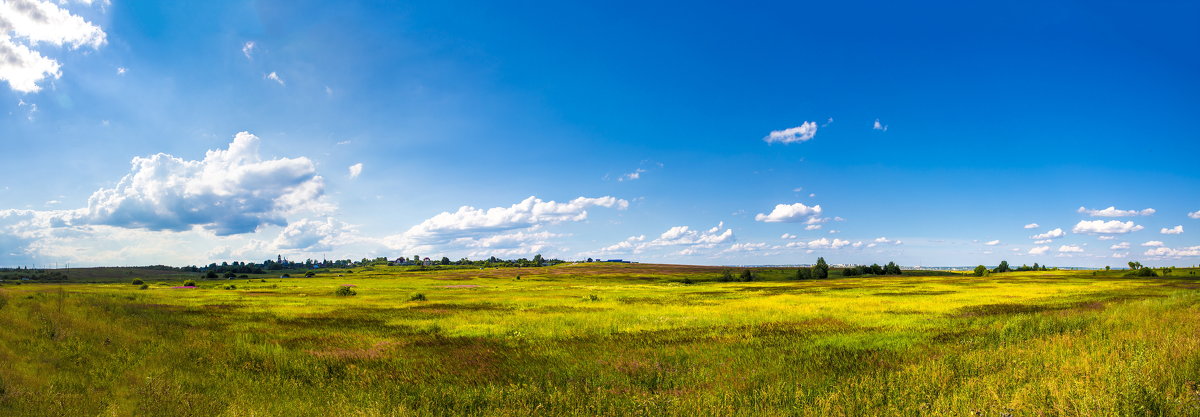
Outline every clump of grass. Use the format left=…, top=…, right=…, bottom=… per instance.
left=182, top=280, right=196, bottom=287
left=583, top=294, right=600, bottom=302
left=335, top=286, right=357, bottom=296
left=408, top=293, right=427, bottom=301
left=223, top=284, right=237, bottom=290
left=138, top=284, right=149, bottom=290
left=131, top=278, right=144, bottom=285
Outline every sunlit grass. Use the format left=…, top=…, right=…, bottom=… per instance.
left=1, top=263, right=1198, bottom=415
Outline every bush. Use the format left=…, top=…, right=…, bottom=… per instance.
left=223, top=284, right=237, bottom=290
left=138, top=284, right=149, bottom=290
left=583, top=294, right=600, bottom=302
left=796, top=267, right=812, bottom=280
left=717, top=269, right=735, bottom=282
left=335, top=286, right=356, bottom=296
left=131, top=278, right=144, bottom=285
left=205, top=271, right=217, bottom=279
left=304, top=271, right=315, bottom=278
left=280, top=274, right=291, bottom=278
left=973, top=265, right=988, bottom=277
left=681, top=277, right=694, bottom=285
left=408, top=293, right=427, bottom=301
left=739, top=269, right=754, bottom=282
left=1126, top=267, right=1158, bottom=277
left=182, top=280, right=196, bottom=287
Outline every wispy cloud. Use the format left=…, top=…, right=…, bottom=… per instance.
left=1077, top=206, right=1155, bottom=217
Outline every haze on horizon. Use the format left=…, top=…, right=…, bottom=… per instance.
left=1, top=1, right=1198, bottom=268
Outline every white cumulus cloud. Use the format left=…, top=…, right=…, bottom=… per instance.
left=348, top=163, right=363, bottom=179
left=1144, top=246, right=1200, bottom=258
left=79, top=132, right=325, bottom=236
left=1189, top=210, right=1200, bottom=219
left=755, top=202, right=822, bottom=223
left=0, top=0, right=106, bottom=92
left=763, top=122, right=818, bottom=144
left=1141, top=241, right=1164, bottom=247
left=1029, top=246, right=1050, bottom=255
left=1030, top=228, right=1065, bottom=240
left=388, top=196, right=628, bottom=251
left=1058, top=245, right=1083, bottom=253
left=1072, top=220, right=1143, bottom=235
left=1161, top=225, right=1183, bottom=235
left=1023, top=223, right=1039, bottom=229
left=1109, top=242, right=1130, bottom=250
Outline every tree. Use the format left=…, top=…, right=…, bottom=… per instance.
left=870, top=263, right=884, bottom=275
left=440, top=256, right=451, bottom=265
left=586, top=258, right=593, bottom=263
left=993, top=260, right=1011, bottom=274
left=796, top=267, right=812, bottom=280
left=973, top=265, right=988, bottom=277
left=533, top=254, right=545, bottom=266
left=1105, top=266, right=1110, bottom=271
left=813, top=257, right=829, bottom=279
left=739, top=269, right=754, bottom=282
left=885, top=261, right=901, bottom=275
left=718, top=269, right=735, bottom=282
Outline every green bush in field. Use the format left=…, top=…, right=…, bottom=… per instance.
left=796, top=267, right=812, bottom=280
left=1126, top=267, right=1158, bottom=277
left=138, top=284, right=149, bottom=290
left=335, top=286, right=357, bottom=296
left=582, top=294, right=600, bottom=302
left=717, top=269, right=735, bottom=282
left=974, top=265, right=988, bottom=277
left=131, top=278, right=144, bottom=285
left=223, top=284, right=237, bottom=290
left=739, top=269, right=754, bottom=282
left=182, top=280, right=196, bottom=287
left=408, top=292, right=426, bottom=301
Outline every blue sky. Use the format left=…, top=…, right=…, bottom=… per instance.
left=1, top=0, right=1198, bottom=268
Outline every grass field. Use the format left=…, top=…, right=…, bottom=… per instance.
left=1, top=263, right=1198, bottom=416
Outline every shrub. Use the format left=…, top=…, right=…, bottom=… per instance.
left=131, top=278, right=144, bottom=285
left=223, top=284, right=237, bottom=290
left=1126, top=267, right=1158, bottom=277
left=739, top=269, right=754, bottom=282
left=973, top=265, right=988, bottom=277
left=182, top=280, right=196, bottom=287
left=408, top=293, right=427, bottom=301
left=583, top=294, right=600, bottom=302
left=280, top=274, right=291, bottom=278
left=205, top=271, right=217, bottom=279
left=335, top=286, right=356, bottom=296
left=304, top=271, right=315, bottom=278
left=681, top=277, right=694, bottom=285
left=796, top=267, right=812, bottom=280
left=138, top=284, right=149, bottom=290
left=717, top=269, right=735, bottom=282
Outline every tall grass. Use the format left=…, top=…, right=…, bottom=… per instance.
left=0, top=266, right=1198, bottom=415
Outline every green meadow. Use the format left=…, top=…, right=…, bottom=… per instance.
left=1, top=263, right=1198, bottom=416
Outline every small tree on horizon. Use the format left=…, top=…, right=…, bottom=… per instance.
left=814, top=257, right=829, bottom=279
left=973, top=265, right=988, bottom=277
